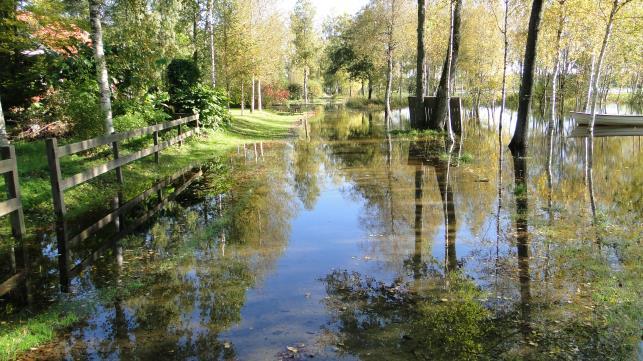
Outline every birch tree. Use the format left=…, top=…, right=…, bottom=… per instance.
left=88, top=0, right=114, bottom=135
left=508, top=0, right=545, bottom=153
left=415, top=0, right=426, bottom=125
left=430, top=0, right=462, bottom=132
left=0, top=96, right=7, bottom=145
left=291, top=0, right=316, bottom=105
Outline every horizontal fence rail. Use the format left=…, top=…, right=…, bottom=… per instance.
left=0, top=145, right=27, bottom=297
left=46, top=114, right=199, bottom=218
left=46, top=114, right=199, bottom=291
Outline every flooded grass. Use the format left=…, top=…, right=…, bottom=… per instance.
left=1, top=106, right=641, bottom=360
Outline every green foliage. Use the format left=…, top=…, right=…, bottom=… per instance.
left=166, top=59, right=201, bottom=94
left=171, top=84, right=229, bottom=128
left=113, top=112, right=148, bottom=132
left=307, top=79, right=323, bottom=99
left=287, top=83, right=303, bottom=100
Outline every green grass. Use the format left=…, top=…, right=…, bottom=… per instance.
left=2, top=109, right=302, bottom=234
left=0, top=302, right=84, bottom=361
left=345, top=95, right=408, bottom=110
left=389, top=129, right=443, bottom=137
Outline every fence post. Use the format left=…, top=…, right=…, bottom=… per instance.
left=45, top=138, right=70, bottom=292
left=112, top=135, right=123, bottom=184
left=1, top=145, right=26, bottom=240
left=45, top=139, right=66, bottom=222
left=178, top=122, right=183, bottom=147
left=154, top=130, right=160, bottom=164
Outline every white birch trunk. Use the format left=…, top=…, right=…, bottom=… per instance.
left=89, top=0, right=113, bottom=135
left=304, top=67, right=309, bottom=105
left=257, top=78, right=263, bottom=111
left=0, top=96, right=8, bottom=145
left=207, top=0, right=216, bottom=87
left=445, top=0, right=455, bottom=142
left=251, top=75, right=255, bottom=113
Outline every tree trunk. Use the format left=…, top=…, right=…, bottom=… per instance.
left=508, top=0, right=545, bottom=153
left=303, top=67, right=309, bottom=104
left=444, top=0, right=455, bottom=142
left=415, top=0, right=426, bottom=126
left=192, top=7, right=199, bottom=64
left=0, top=95, right=7, bottom=145
left=207, top=0, right=216, bottom=87
left=431, top=0, right=462, bottom=131
left=585, top=52, right=596, bottom=112
left=258, top=78, right=263, bottom=111
left=550, top=9, right=564, bottom=129
left=368, top=78, right=373, bottom=100
left=241, top=82, right=245, bottom=115
left=251, top=75, right=255, bottom=112
left=587, top=0, right=622, bottom=176
left=499, top=0, right=509, bottom=150
left=385, top=45, right=394, bottom=122
left=88, top=0, right=113, bottom=135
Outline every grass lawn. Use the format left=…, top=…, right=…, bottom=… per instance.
left=2, top=108, right=302, bottom=238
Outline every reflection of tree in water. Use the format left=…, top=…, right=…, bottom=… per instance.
left=293, top=139, right=323, bottom=209
left=322, top=269, right=495, bottom=361
left=58, top=146, right=296, bottom=360
left=320, top=138, right=639, bottom=361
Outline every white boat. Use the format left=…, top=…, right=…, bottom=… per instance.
left=571, top=112, right=643, bottom=126
left=568, top=126, right=643, bottom=138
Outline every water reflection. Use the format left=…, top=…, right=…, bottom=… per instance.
left=2, top=106, right=641, bottom=360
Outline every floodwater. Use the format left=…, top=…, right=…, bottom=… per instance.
left=1, top=106, right=641, bottom=360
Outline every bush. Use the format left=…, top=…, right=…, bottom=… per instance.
left=262, top=84, right=289, bottom=105
left=167, top=59, right=200, bottom=94
left=308, top=79, right=323, bottom=99
left=113, top=112, right=148, bottom=132
left=113, top=91, right=171, bottom=125
left=288, top=83, right=302, bottom=100
left=171, top=84, right=229, bottom=128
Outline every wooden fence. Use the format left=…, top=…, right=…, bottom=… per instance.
left=0, top=145, right=27, bottom=297
left=46, top=114, right=199, bottom=221
left=45, top=114, right=199, bottom=289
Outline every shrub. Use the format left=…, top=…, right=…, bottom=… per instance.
left=113, top=112, right=148, bottom=132
left=167, top=59, right=200, bottom=95
left=287, top=83, right=302, bottom=100
left=171, top=84, right=229, bottom=128
left=113, top=91, right=171, bottom=125
left=262, top=84, right=289, bottom=105
left=308, top=79, right=323, bottom=99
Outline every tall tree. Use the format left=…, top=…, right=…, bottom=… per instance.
left=415, top=0, right=426, bottom=126
left=88, top=0, right=114, bottom=134
left=508, top=0, right=545, bottom=153
left=550, top=0, right=567, bottom=127
left=430, top=0, right=462, bottom=131
left=207, top=0, right=216, bottom=87
left=0, top=96, right=7, bottom=145
left=586, top=0, right=633, bottom=191
left=383, top=0, right=398, bottom=122
left=291, top=0, right=316, bottom=105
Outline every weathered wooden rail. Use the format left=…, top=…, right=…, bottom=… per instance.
left=0, top=145, right=27, bottom=297
left=46, top=114, right=199, bottom=221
